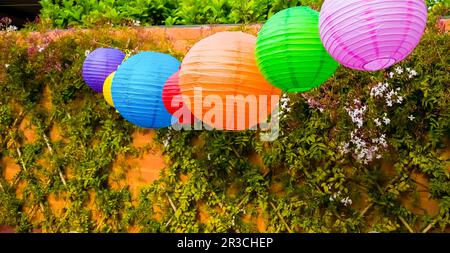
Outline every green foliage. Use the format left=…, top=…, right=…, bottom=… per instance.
left=37, top=0, right=448, bottom=29
left=38, top=0, right=329, bottom=28
left=0, top=6, right=449, bottom=233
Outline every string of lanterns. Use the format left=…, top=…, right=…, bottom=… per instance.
left=82, top=1, right=428, bottom=130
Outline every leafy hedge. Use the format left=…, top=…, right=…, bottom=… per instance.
left=0, top=4, right=449, bottom=233
left=37, top=0, right=449, bottom=28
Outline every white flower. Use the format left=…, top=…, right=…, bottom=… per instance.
left=340, top=142, right=350, bottom=154
left=370, top=83, right=389, bottom=98
left=132, top=20, right=141, bottom=26
left=85, top=50, right=91, bottom=57
left=383, top=114, right=391, bottom=125
left=407, top=68, right=418, bottom=79
left=207, top=153, right=211, bottom=161
left=408, top=115, right=415, bottom=121
left=341, top=197, right=353, bottom=206
left=345, top=102, right=366, bottom=128
left=280, top=97, right=289, bottom=103
left=5, top=25, right=17, bottom=32
left=378, top=134, right=388, bottom=148
left=5, top=64, right=9, bottom=69
left=386, top=90, right=395, bottom=100
left=396, top=96, right=403, bottom=104
left=347, top=128, right=388, bottom=164
left=408, top=69, right=418, bottom=79
left=374, top=118, right=382, bottom=127
left=389, top=72, right=395, bottom=79
left=38, top=46, right=45, bottom=53
left=395, top=66, right=404, bottom=74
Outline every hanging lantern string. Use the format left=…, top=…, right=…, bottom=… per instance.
left=124, top=49, right=133, bottom=61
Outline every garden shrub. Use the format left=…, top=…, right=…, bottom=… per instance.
left=36, top=0, right=449, bottom=28
left=38, top=0, right=324, bottom=27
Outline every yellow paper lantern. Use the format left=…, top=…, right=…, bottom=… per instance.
left=103, top=71, right=115, bottom=107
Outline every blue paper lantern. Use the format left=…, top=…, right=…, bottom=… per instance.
left=112, top=52, right=181, bottom=129
left=82, top=48, right=125, bottom=93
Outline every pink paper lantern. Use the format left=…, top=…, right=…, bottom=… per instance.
left=319, top=0, right=428, bottom=71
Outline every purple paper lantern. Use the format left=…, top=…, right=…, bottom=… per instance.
left=319, top=0, right=428, bottom=71
left=82, top=48, right=126, bottom=93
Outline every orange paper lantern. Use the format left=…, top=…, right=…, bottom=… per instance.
left=179, top=32, right=281, bottom=131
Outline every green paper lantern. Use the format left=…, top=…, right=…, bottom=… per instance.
left=255, top=6, right=338, bottom=93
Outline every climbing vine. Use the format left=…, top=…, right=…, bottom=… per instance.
left=0, top=5, right=449, bottom=233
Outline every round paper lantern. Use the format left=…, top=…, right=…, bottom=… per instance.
left=112, top=52, right=180, bottom=129
left=255, top=6, right=338, bottom=93
left=319, top=0, right=428, bottom=71
left=162, top=71, right=195, bottom=125
left=82, top=48, right=125, bottom=93
left=103, top=71, right=115, bottom=107
left=179, top=32, right=282, bottom=131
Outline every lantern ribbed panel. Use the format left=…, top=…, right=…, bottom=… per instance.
left=82, top=48, right=125, bottom=93
left=319, top=0, right=428, bottom=71
left=179, top=32, right=281, bottom=131
left=255, top=6, right=338, bottom=93
left=103, top=72, right=115, bottom=107
left=112, top=52, right=180, bottom=129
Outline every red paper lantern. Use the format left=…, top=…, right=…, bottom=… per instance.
left=162, top=71, right=195, bottom=125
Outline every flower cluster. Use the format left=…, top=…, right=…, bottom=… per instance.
left=344, top=99, right=367, bottom=128
left=340, top=130, right=385, bottom=164
left=132, top=20, right=141, bottom=27
left=329, top=191, right=353, bottom=207
left=302, top=93, right=325, bottom=113
left=278, top=94, right=291, bottom=120
left=405, top=68, right=418, bottom=79
left=370, top=82, right=403, bottom=107
left=340, top=64, right=417, bottom=164
left=0, top=17, right=16, bottom=32
left=4, top=25, right=17, bottom=32
left=341, top=98, right=389, bottom=164
left=161, top=131, right=172, bottom=148
left=389, top=66, right=418, bottom=80
left=374, top=113, right=391, bottom=127
left=25, top=33, right=56, bottom=58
